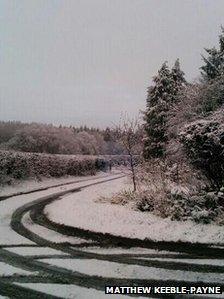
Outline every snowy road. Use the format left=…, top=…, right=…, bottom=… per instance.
left=0, top=173, right=224, bottom=298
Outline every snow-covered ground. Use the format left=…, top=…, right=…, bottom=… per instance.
left=138, top=257, right=224, bottom=266
left=0, top=171, right=112, bottom=197
left=0, top=172, right=223, bottom=298
left=45, top=178, right=224, bottom=244
left=0, top=172, right=122, bottom=245
left=0, top=261, right=35, bottom=276
left=39, top=258, right=224, bottom=283
left=81, top=247, right=183, bottom=255
left=22, top=211, right=95, bottom=245
left=5, top=246, right=69, bottom=257
left=14, top=283, right=148, bottom=299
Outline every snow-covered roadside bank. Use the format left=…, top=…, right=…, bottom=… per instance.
left=0, top=171, right=117, bottom=198
left=45, top=179, right=224, bottom=245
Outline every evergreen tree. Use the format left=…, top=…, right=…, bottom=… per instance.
left=201, top=26, right=224, bottom=80
left=143, top=61, right=186, bottom=159
left=143, top=62, right=173, bottom=159
left=171, top=58, right=186, bottom=93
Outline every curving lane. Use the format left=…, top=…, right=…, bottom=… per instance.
left=0, top=173, right=223, bottom=298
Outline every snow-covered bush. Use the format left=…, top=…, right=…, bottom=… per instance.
left=179, top=108, right=224, bottom=189
left=130, top=187, right=224, bottom=224
left=136, top=190, right=154, bottom=212
left=104, top=159, right=224, bottom=225
left=168, top=190, right=224, bottom=224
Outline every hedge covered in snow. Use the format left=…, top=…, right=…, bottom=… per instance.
left=0, top=150, right=103, bottom=185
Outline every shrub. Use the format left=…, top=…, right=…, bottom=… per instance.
left=113, top=185, right=224, bottom=225
left=168, top=190, right=224, bottom=224
left=179, top=108, right=224, bottom=189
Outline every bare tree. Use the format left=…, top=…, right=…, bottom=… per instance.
left=115, top=113, right=141, bottom=192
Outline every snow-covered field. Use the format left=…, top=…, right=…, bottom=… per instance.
left=45, top=178, right=224, bottom=244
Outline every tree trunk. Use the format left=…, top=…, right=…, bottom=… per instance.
left=129, top=152, right=136, bottom=192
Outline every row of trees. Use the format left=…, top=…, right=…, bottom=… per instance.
left=142, top=26, right=224, bottom=190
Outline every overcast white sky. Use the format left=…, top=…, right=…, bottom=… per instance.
left=0, top=0, right=224, bottom=128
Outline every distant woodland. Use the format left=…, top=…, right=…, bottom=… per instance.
left=0, top=122, right=130, bottom=155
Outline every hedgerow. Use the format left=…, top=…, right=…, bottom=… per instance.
left=0, top=150, right=101, bottom=185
